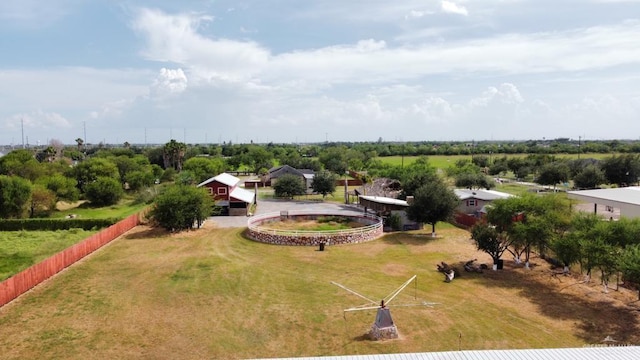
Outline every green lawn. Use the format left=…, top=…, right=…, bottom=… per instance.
left=0, top=229, right=96, bottom=281
left=1, top=225, right=636, bottom=359
left=52, top=199, right=148, bottom=219
left=378, top=153, right=613, bottom=171
left=0, top=198, right=147, bottom=281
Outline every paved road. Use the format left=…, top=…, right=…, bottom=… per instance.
left=206, top=198, right=365, bottom=228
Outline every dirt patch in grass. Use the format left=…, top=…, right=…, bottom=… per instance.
left=1, top=226, right=639, bottom=359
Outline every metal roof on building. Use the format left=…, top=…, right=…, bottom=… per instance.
left=262, top=346, right=640, bottom=360
left=197, top=172, right=240, bottom=187
left=568, top=187, right=640, bottom=206
left=454, top=189, right=513, bottom=201
left=230, top=187, right=255, bottom=204
left=359, top=195, right=408, bottom=207
left=568, top=187, right=640, bottom=218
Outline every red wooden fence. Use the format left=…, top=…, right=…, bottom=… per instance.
left=454, top=212, right=480, bottom=228
left=0, top=212, right=142, bottom=308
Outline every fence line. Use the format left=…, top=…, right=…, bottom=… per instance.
left=0, top=212, right=142, bottom=308
left=247, top=211, right=383, bottom=246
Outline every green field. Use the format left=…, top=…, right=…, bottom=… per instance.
left=0, top=198, right=147, bottom=281
left=1, top=224, right=637, bottom=359
left=52, top=199, right=148, bottom=219
left=378, top=153, right=613, bottom=171
left=0, top=229, right=96, bottom=281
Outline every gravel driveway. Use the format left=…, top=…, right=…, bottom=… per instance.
left=206, top=198, right=364, bottom=228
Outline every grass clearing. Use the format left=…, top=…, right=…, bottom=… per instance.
left=0, top=229, right=96, bottom=281
left=0, top=224, right=638, bottom=359
left=53, top=198, right=148, bottom=219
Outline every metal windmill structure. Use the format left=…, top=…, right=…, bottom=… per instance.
left=331, top=275, right=437, bottom=340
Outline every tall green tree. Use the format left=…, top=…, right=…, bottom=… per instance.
left=163, top=139, right=187, bottom=171
left=405, top=178, right=458, bottom=236
left=38, top=174, right=79, bottom=203
left=151, top=185, right=213, bottom=231
left=84, top=177, right=124, bottom=206
left=454, top=172, right=496, bottom=190
left=620, top=245, right=640, bottom=300
left=470, top=222, right=512, bottom=268
left=535, top=162, right=570, bottom=191
left=29, top=185, right=56, bottom=218
left=183, top=157, right=226, bottom=184
left=0, top=149, right=43, bottom=181
left=572, top=164, right=606, bottom=189
left=600, top=154, right=640, bottom=187
left=72, top=157, right=119, bottom=192
left=273, top=174, right=306, bottom=198
left=0, top=175, right=32, bottom=218
left=486, top=194, right=570, bottom=268
left=311, top=171, right=338, bottom=198
left=318, top=146, right=348, bottom=174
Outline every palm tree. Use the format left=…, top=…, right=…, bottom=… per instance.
left=163, top=139, right=187, bottom=171
left=75, top=138, right=84, bottom=152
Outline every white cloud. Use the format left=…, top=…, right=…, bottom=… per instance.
left=131, top=8, right=270, bottom=82
left=150, top=68, right=188, bottom=97
left=5, top=111, right=71, bottom=136
left=441, top=1, right=469, bottom=16
left=405, top=10, right=434, bottom=19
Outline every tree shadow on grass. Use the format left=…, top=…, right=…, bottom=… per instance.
left=122, top=226, right=169, bottom=239
left=381, top=232, right=440, bottom=246
left=471, top=257, right=640, bottom=345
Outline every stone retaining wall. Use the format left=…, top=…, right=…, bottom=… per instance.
left=247, top=213, right=383, bottom=246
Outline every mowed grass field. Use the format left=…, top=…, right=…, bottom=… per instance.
left=379, top=153, right=612, bottom=170
left=2, top=223, right=639, bottom=359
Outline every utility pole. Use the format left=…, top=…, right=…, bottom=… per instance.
left=21, top=118, right=25, bottom=149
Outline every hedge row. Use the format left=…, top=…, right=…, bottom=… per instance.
left=0, top=218, right=119, bottom=231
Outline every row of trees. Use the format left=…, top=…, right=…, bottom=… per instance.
left=471, top=194, right=640, bottom=298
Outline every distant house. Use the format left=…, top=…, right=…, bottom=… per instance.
left=197, top=173, right=255, bottom=216
left=267, top=165, right=315, bottom=193
left=454, top=189, right=512, bottom=216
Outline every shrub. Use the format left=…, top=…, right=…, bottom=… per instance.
left=85, top=177, right=124, bottom=206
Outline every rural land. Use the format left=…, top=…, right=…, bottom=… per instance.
left=1, top=139, right=640, bottom=359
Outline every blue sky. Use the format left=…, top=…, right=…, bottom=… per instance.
left=1, top=0, right=640, bottom=146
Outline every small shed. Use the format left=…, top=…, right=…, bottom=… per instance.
left=358, top=195, right=420, bottom=231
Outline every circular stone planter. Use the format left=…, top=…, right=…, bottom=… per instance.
left=246, top=211, right=383, bottom=246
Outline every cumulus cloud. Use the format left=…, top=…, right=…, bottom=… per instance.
left=131, top=8, right=270, bottom=82
left=441, top=1, right=469, bottom=16
left=150, top=68, right=188, bottom=97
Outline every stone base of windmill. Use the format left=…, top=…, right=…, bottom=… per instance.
left=369, top=324, right=399, bottom=340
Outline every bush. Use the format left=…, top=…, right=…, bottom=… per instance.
left=85, top=177, right=124, bottom=206
left=0, top=218, right=118, bottom=231
left=273, top=174, right=306, bottom=198
left=150, top=185, right=214, bottom=231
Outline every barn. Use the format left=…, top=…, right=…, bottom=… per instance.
left=197, top=173, right=255, bottom=216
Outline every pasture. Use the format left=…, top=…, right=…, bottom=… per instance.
left=1, top=223, right=638, bottom=359
left=0, top=229, right=95, bottom=281
left=378, top=153, right=612, bottom=171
